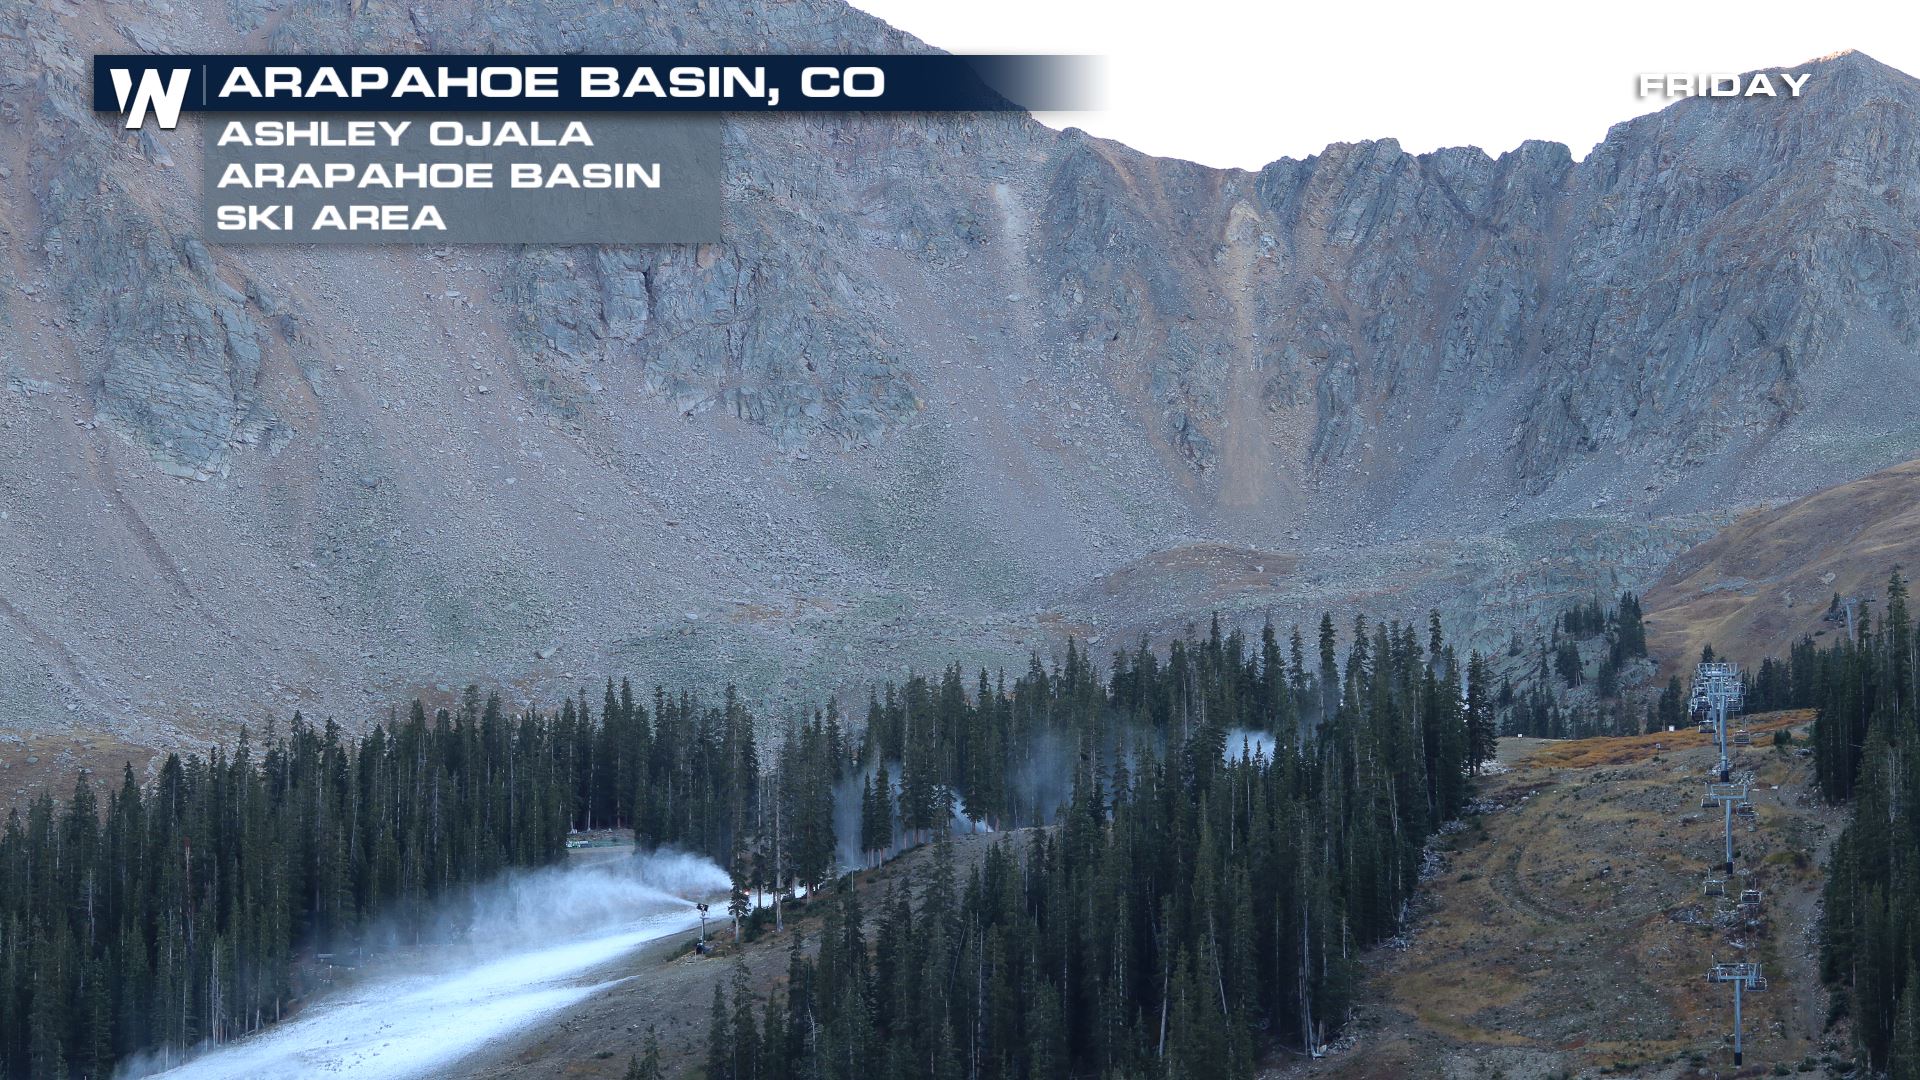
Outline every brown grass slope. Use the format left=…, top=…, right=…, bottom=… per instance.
left=1645, top=457, right=1920, bottom=673
left=1277, top=715, right=1845, bottom=1079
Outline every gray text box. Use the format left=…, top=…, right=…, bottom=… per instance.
left=202, top=112, right=720, bottom=244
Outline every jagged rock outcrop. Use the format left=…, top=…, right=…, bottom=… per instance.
left=0, top=0, right=1915, bottom=744
left=25, top=2, right=1920, bottom=505
left=506, top=240, right=922, bottom=448
left=21, top=22, right=289, bottom=480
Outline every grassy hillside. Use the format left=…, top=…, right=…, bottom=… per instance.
left=1645, top=458, right=1920, bottom=672
left=1275, top=713, right=1846, bottom=1078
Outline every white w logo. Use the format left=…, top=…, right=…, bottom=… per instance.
left=109, top=67, right=191, bottom=130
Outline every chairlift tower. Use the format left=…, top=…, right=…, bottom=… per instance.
left=1702, top=780, right=1752, bottom=874
left=1693, top=662, right=1744, bottom=782
left=1707, top=962, right=1768, bottom=1066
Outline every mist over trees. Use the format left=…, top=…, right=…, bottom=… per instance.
left=707, top=611, right=1486, bottom=1079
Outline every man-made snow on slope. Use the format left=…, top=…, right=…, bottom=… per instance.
left=143, top=851, right=729, bottom=1080
left=147, top=917, right=690, bottom=1080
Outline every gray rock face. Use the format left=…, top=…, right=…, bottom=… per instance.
left=64, top=4, right=1915, bottom=508
left=0, top=0, right=1915, bottom=742
left=28, top=64, right=286, bottom=480
left=506, top=241, right=921, bottom=448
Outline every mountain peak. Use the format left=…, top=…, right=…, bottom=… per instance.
left=1804, top=48, right=1897, bottom=72
left=1785, top=48, right=1920, bottom=94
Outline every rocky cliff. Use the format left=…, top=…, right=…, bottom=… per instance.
left=1, top=0, right=1916, bottom=757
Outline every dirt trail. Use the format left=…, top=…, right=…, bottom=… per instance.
left=1274, top=713, right=1850, bottom=1079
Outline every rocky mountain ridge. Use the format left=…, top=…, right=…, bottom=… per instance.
left=1, top=0, right=1917, bottom=758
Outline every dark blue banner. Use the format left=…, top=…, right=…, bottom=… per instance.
left=93, top=54, right=1098, bottom=125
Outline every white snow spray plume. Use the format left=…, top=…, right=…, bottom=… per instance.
left=463, top=848, right=731, bottom=941
left=126, top=848, right=730, bottom=1080
left=1010, top=729, right=1073, bottom=826
left=950, top=793, right=993, bottom=837
left=833, top=761, right=1008, bottom=871
left=1223, top=728, right=1278, bottom=762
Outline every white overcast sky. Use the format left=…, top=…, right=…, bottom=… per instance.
left=849, top=0, right=1920, bottom=170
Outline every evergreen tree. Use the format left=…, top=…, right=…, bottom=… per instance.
left=0, top=608, right=1488, bottom=1080
left=624, top=1024, right=664, bottom=1080
left=1465, top=651, right=1494, bottom=773
left=1770, top=572, right=1920, bottom=1070
left=707, top=981, right=734, bottom=1080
